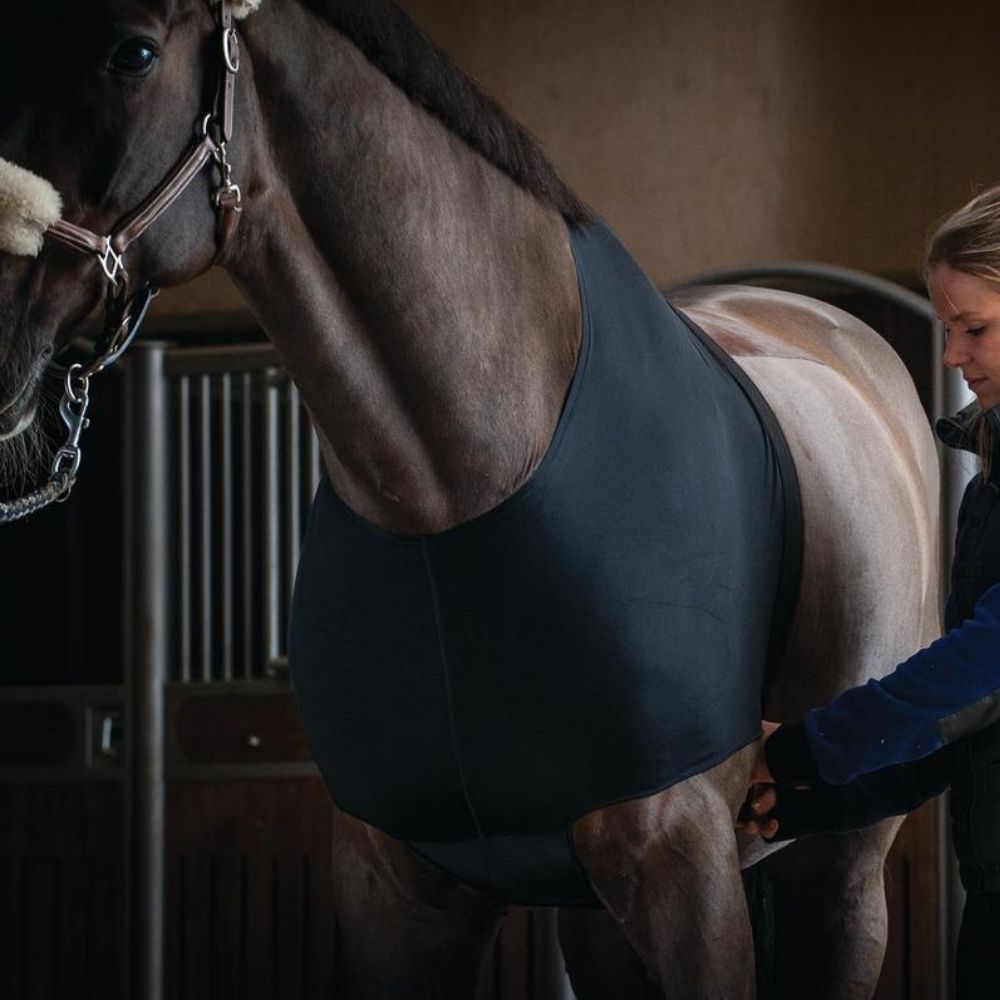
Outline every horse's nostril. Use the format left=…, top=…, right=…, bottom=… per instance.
left=41, top=345, right=53, bottom=359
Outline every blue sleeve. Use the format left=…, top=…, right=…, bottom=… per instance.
left=804, top=583, right=1000, bottom=785
left=763, top=746, right=952, bottom=841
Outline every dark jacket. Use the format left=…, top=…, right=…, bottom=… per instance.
left=765, top=403, right=1000, bottom=839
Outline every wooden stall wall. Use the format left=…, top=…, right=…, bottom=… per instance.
left=0, top=690, right=126, bottom=1000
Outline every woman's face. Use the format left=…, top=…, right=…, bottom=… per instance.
left=929, top=263, right=1000, bottom=410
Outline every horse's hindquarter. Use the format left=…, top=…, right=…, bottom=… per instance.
left=673, top=286, right=941, bottom=716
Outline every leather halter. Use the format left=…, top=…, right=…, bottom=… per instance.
left=0, top=0, right=244, bottom=523
left=46, top=0, right=242, bottom=357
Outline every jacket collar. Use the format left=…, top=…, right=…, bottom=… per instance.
left=936, top=402, right=1000, bottom=485
left=936, top=401, right=987, bottom=455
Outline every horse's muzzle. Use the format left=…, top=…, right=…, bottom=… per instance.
left=0, top=358, right=44, bottom=440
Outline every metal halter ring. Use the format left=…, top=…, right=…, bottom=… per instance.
left=64, top=363, right=90, bottom=405
left=222, top=27, right=240, bottom=74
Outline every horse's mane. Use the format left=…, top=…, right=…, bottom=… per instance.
left=303, top=0, right=590, bottom=224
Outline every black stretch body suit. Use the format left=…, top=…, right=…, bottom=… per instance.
left=289, top=219, right=799, bottom=905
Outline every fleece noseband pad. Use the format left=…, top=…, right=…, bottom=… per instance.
left=0, top=159, right=63, bottom=258
left=214, top=0, right=264, bottom=18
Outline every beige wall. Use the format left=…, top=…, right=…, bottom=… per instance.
left=158, top=0, right=1000, bottom=313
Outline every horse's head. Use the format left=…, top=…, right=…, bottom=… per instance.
left=0, top=0, right=257, bottom=445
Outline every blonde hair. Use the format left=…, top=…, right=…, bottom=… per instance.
left=925, top=187, right=1000, bottom=479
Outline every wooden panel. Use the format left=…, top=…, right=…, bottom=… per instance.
left=172, top=694, right=312, bottom=765
left=165, top=778, right=337, bottom=1000
left=0, top=783, right=125, bottom=1000
left=0, top=704, right=76, bottom=768
left=165, top=775, right=566, bottom=1000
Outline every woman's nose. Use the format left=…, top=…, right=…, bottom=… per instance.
left=943, top=333, right=970, bottom=369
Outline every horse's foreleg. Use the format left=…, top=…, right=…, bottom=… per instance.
left=572, top=747, right=757, bottom=998
left=330, top=806, right=505, bottom=1000
left=757, top=818, right=902, bottom=1000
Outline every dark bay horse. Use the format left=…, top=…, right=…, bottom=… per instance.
left=0, top=1, right=939, bottom=996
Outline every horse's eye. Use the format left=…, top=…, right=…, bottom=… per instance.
left=108, top=39, right=159, bottom=77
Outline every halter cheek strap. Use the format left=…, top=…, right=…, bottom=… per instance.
left=0, top=0, right=244, bottom=523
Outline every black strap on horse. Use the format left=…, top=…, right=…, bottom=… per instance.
left=0, top=0, right=243, bottom=523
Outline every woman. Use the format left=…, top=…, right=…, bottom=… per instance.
left=742, top=186, right=1000, bottom=998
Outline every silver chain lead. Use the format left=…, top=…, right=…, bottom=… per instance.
left=0, top=364, right=91, bottom=523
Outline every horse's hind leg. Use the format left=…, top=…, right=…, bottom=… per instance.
left=757, top=818, right=902, bottom=1000
left=330, top=806, right=505, bottom=1000
left=572, top=746, right=757, bottom=999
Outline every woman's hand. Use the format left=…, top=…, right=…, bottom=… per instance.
left=739, top=721, right=782, bottom=838
left=740, top=783, right=779, bottom=838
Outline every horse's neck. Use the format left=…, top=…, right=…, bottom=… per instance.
left=228, top=6, right=581, bottom=535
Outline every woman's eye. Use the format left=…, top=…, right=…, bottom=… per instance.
left=108, top=39, right=159, bottom=77
left=968, top=326, right=986, bottom=336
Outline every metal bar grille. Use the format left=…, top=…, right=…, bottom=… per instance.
left=220, top=376, right=234, bottom=682
left=241, top=372, right=253, bottom=681
left=308, top=429, right=321, bottom=500
left=262, top=373, right=281, bottom=673
left=178, top=377, right=192, bottom=683
left=198, top=375, right=212, bottom=683
left=284, top=383, right=301, bottom=613
left=165, top=353, right=319, bottom=684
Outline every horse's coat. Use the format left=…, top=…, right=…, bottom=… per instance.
left=289, top=218, right=800, bottom=905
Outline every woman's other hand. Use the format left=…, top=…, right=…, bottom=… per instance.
left=740, top=783, right=779, bottom=838
left=739, top=721, right=782, bottom=837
